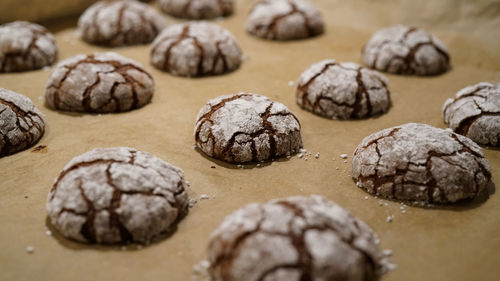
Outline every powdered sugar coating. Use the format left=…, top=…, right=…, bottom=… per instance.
left=246, top=0, right=324, bottom=40
left=194, top=93, right=302, bottom=163
left=0, top=21, right=57, bottom=72
left=443, top=82, right=500, bottom=146
left=45, top=52, right=154, bottom=113
left=297, top=59, right=391, bottom=119
left=46, top=147, right=189, bottom=244
left=158, top=0, right=233, bottom=19
left=0, top=88, right=45, bottom=157
left=352, top=123, right=492, bottom=204
left=362, top=25, right=450, bottom=76
left=78, top=0, right=165, bottom=47
left=208, top=195, right=389, bottom=281
left=151, top=21, right=241, bottom=77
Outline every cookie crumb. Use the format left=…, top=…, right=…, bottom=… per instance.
left=386, top=215, right=393, bottom=223
left=256, top=164, right=261, bottom=167
left=188, top=198, right=198, bottom=208
left=336, top=167, right=339, bottom=170
left=340, top=154, right=348, bottom=159
left=32, top=145, right=48, bottom=153
left=314, top=152, right=320, bottom=159
left=45, top=229, right=52, bottom=236
left=200, top=194, right=210, bottom=200
left=211, top=166, right=216, bottom=169
left=381, top=249, right=393, bottom=257
left=298, top=153, right=304, bottom=159
left=288, top=80, right=295, bottom=87
left=364, top=196, right=369, bottom=200
left=343, top=160, right=348, bottom=163
left=26, top=246, right=35, bottom=254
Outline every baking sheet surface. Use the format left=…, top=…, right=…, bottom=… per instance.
left=1, top=1, right=500, bottom=281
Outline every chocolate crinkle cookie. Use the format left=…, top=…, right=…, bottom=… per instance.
left=0, top=88, right=45, bottom=157
left=46, top=147, right=189, bottom=244
left=45, top=52, right=154, bottom=113
left=362, top=25, right=450, bottom=76
left=443, top=82, right=500, bottom=146
left=297, top=59, right=391, bottom=119
left=151, top=21, right=241, bottom=77
left=207, top=195, right=393, bottom=281
left=246, top=0, right=324, bottom=40
left=352, top=123, right=492, bottom=204
left=78, top=0, right=165, bottom=47
left=194, top=93, right=302, bottom=163
left=158, top=0, right=233, bottom=19
left=0, top=21, right=57, bottom=72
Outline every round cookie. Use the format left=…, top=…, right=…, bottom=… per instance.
left=352, top=123, right=492, bottom=204
left=443, top=82, right=500, bottom=146
left=78, top=0, right=165, bottom=47
left=0, top=21, right=57, bottom=72
left=45, top=52, right=154, bottom=113
left=194, top=93, right=302, bottom=163
left=0, top=88, right=45, bottom=157
left=246, top=0, right=324, bottom=41
left=362, top=25, right=450, bottom=76
left=46, top=147, right=189, bottom=244
left=207, top=195, right=391, bottom=281
left=150, top=21, right=241, bottom=77
left=297, top=59, right=391, bottom=119
left=158, top=0, right=233, bottom=19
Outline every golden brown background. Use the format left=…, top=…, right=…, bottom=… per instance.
left=1, top=1, right=500, bottom=281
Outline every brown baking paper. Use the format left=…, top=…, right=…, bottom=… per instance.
left=1, top=1, right=500, bottom=281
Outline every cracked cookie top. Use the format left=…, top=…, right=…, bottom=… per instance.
left=158, top=0, right=233, bottom=19
left=0, top=21, right=57, bottom=72
left=443, top=82, right=500, bottom=146
left=46, top=147, right=189, bottom=244
left=246, top=0, right=324, bottom=41
left=78, top=0, right=166, bottom=47
left=352, top=123, right=492, bottom=204
left=0, top=88, right=45, bottom=157
left=45, top=52, right=154, bottom=113
left=362, top=25, right=450, bottom=76
left=297, top=59, right=391, bottom=119
left=194, top=93, right=302, bottom=163
left=207, top=195, right=390, bottom=281
left=151, top=21, right=242, bottom=77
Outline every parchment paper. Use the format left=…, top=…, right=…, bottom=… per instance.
left=1, top=1, right=500, bottom=281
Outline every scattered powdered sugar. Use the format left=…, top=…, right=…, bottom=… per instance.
left=26, top=246, right=35, bottom=254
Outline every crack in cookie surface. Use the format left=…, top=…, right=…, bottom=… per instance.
left=194, top=93, right=302, bottom=163
left=443, top=82, right=500, bottom=146
left=247, top=0, right=324, bottom=40
left=159, top=0, right=233, bottom=19
left=352, top=123, right=492, bottom=204
left=45, top=53, right=153, bottom=113
left=78, top=0, right=165, bottom=46
left=297, top=60, right=391, bottom=119
left=151, top=22, right=241, bottom=77
left=362, top=25, right=450, bottom=76
left=208, top=195, right=385, bottom=281
left=0, top=88, right=45, bottom=157
left=0, top=21, right=57, bottom=72
left=46, top=147, right=189, bottom=244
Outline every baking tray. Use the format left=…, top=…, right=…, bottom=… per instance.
left=1, top=1, right=499, bottom=281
